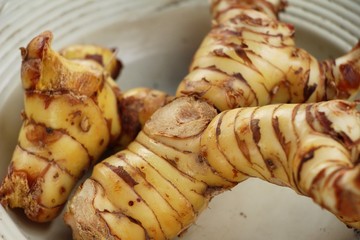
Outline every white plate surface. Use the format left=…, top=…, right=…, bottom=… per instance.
left=0, top=0, right=359, bottom=239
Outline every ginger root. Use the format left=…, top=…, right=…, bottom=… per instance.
left=0, top=31, right=171, bottom=222
left=60, top=44, right=122, bottom=80
left=65, top=98, right=360, bottom=239
left=0, top=31, right=123, bottom=222
left=176, top=0, right=360, bottom=111
left=117, top=87, right=173, bottom=151
left=64, top=0, right=360, bottom=239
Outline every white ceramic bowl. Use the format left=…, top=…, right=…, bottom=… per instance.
left=0, top=1, right=359, bottom=239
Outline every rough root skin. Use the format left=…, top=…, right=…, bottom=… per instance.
left=176, top=0, right=360, bottom=111
left=2, top=0, right=359, bottom=238
left=64, top=0, right=360, bottom=239
left=0, top=31, right=123, bottom=222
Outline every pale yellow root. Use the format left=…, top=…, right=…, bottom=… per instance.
left=0, top=31, right=122, bottom=222
left=177, top=0, right=360, bottom=110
